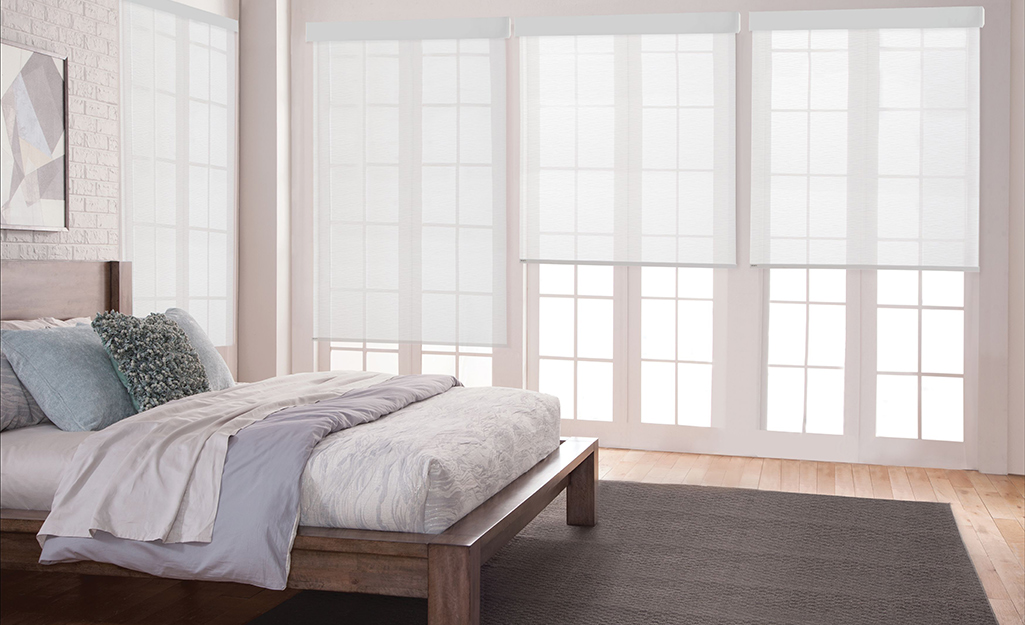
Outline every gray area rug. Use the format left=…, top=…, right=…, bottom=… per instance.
left=250, top=481, right=997, bottom=625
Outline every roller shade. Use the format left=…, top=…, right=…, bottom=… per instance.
left=749, top=7, right=982, bottom=269
left=312, top=31, right=507, bottom=346
left=520, top=13, right=738, bottom=267
left=307, top=17, right=511, bottom=42
left=121, top=0, right=238, bottom=346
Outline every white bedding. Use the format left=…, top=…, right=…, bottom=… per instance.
left=0, top=383, right=560, bottom=534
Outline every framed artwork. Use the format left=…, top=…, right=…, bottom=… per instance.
left=1, top=40, right=68, bottom=231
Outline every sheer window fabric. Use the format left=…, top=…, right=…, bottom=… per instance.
left=121, top=1, right=237, bottom=347
left=750, top=9, right=981, bottom=270
left=312, top=37, right=507, bottom=346
left=520, top=29, right=737, bottom=266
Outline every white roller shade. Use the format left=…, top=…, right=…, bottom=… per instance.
left=307, top=17, right=511, bottom=42
left=313, top=36, right=507, bottom=346
left=122, top=0, right=238, bottom=346
left=750, top=8, right=982, bottom=269
left=520, top=15, right=738, bottom=267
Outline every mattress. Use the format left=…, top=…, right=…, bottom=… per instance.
left=0, top=385, right=561, bottom=534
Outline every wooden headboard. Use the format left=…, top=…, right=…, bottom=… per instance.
left=0, top=260, right=132, bottom=321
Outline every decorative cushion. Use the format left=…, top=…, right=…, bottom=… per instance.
left=0, top=355, right=48, bottom=431
left=164, top=308, right=235, bottom=391
left=0, top=317, right=93, bottom=432
left=0, top=325, right=136, bottom=432
left=91, top=311, right=210, bottom=412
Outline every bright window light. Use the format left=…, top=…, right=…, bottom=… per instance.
left=765, top=269, right=846, bottom=435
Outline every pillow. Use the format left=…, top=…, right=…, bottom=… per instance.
left=0, top=355, right=48, bottom=431
left=91, top=311, right=210, bottom=412
left=164, top=308, right=235, bottom=391
left=0, top=325, right=136, bottom=432
left=0, top=317, right=93, bottom=431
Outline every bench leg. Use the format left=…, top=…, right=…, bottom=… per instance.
left=567, top=447, right=597, bottom=526
left=428, top=544, right=480, bottom=625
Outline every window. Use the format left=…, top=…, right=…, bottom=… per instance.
left=750, top=8, right=982, bottom=269
left=421, top=345, right=493, bottom=388
left=329, top=342, right=400, bottom=375
left=876, top=270, right=964, bottom=441
left=765, top=269, right=846, bottom=434
left=536, top=265, right=615, bottom=421
left=640, top=268, right=714, bottom=426
left=519, top=15, right=738, bottom=266
left=299, top=10, right=1002, bottom=470
left=752, top=29, right=849, bottom=266
left=121, top=1, right=237, bottom=347
left=311, top=24, right=508, bottom=347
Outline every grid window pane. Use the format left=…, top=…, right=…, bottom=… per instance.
left=768, top=303, right=807, bottom=366
left=807, top=305, right=846, bottom=367
left=805, top=368, right=845, bottom=435
left=765, top=269, right=846, bottom=435
left=921, top=310, right=964, bottom=374
left=875, top=269, right=966, bottom=442
left=642, top=299, right=676, bottom=361
left=422, top=354, right=457, bottom=376
left=330, top=349, right=364, bottom=372
left=877, top=309, right=919, bottom=372
left=640, top=267, right=714, bottom=427
left=678, top=363, right=712, bottom=427
left=458, top=355, right=492, bottom=387
left=577, top=361, right=613, bottom=422
left=366, top=351, right=399, bottom=375
left=922, top=271, right=964, bottom=307
left=539, top=297, right=574, bottom=357
left=878, top=270, right=918, bottom=306
left=921, top=376, right=964, bottom=442
left=537, top=265, right=615, bottom=421
left=767, top=367, right=805, bottom=433
left=876, top=374, right=919, bottom=438
left=540, top=358, right=575, bottom=420
left=577, top=299, right=613, bottom=359
left=641, top=361, right=676, bottom=424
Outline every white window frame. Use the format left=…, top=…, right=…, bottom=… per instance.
left=858, top=270, right=979, bottom=468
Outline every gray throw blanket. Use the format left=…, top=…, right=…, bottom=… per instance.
left=39, top=374, right=460, bottom=589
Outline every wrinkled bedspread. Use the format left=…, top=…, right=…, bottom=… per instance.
left=37, top=373, right=459, bottom=588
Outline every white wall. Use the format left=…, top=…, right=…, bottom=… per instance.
left=1009, top=0, right=1024, bottom=476
left=237, top=0, right=292, bottom=382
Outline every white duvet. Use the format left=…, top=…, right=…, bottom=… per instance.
left=1, top=377, right=561, bottom=535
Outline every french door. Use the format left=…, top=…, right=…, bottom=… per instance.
left=525, top=263, right=976, bottom=469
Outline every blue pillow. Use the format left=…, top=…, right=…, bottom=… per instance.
left=0, top=326, right=136, bottom=432
left=164, top=308, right=235, bottom=391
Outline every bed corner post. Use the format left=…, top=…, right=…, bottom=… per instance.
left=566, top=442, right=598, bottom=527
left=428, top=543, right=480, bottom=625
left=110, top=261, right=132, bottom=315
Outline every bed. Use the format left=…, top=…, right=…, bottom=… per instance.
left=0, top=259, right=598, bottom=625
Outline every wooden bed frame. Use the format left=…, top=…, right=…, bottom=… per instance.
left=0, top=259, right=598, bottom=625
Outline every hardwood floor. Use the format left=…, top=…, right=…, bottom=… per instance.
left=2, top=449, right=1022, bottom=625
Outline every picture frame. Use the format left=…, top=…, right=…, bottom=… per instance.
left=0, top=39, right=69, bottom=232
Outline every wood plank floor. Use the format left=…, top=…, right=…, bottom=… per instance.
left=2, top=449, right=1022, bottom=625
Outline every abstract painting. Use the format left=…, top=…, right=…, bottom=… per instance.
left=1, top=41, right=67, bottom=231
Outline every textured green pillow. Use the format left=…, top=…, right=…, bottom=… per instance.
left=91, top=311, right=210, bottom=412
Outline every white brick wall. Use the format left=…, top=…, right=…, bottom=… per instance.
left=0, top=0, right=120, bottom=261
